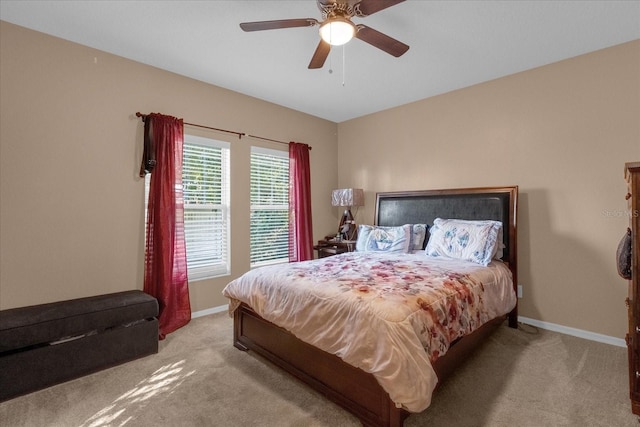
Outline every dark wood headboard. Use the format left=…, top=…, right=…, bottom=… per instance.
left=374, top=186, right=519, bottom=326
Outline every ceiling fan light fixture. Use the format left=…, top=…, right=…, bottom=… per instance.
left=319, top=17, right=355, bottom=46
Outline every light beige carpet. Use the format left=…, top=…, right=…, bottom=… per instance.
left=0, top=312, right=636, bottom=427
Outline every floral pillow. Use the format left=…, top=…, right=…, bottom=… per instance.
left=425, top=218, right=503, bottom=266
left=356, top=224, right=411, bottom=253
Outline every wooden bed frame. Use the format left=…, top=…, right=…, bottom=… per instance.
left=233, top=186, right=518, bottom=427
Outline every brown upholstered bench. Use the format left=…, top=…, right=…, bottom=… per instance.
left=0, top=290, right=158, bottom=401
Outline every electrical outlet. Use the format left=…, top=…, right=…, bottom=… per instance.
left=517, top=285, right=523, bottom=299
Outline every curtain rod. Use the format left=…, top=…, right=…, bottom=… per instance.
left=135, top=112, right=311, bottom=149
left=136, top=112, right=244, bottom=139
left=247, top=134, right=311, bottom=150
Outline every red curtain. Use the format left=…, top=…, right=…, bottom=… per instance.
left=289, top=142, right=314, bottom=262
left=141, top=113, right=191, bottom=339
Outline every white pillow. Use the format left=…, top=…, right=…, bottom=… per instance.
left=425, top=218, right=502, bottom=266
left=356, top=224, right=411, bottom=253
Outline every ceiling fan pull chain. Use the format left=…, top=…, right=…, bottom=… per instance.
left=342, top=44, right=346, bottom=87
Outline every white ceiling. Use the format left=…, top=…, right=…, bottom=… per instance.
left=1, top=1, right=639, bottom=123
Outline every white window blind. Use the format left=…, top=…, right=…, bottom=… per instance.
left=145, top=135, right=230, bottom=281
left=250, top=147, right=289, bottom=267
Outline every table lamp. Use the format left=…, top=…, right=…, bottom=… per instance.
left=331, top=188, right=364, bottom=241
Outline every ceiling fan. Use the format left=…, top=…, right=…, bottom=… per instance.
left=239, top=0, right=409, bottom=69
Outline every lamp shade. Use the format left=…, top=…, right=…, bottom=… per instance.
left=331, top=188, right=364, bottom=207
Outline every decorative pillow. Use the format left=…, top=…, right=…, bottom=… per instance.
left=494, top=227, right=505, bottom=260
left=356, top=224, right=411, bottom=253
left=407, top=224, right=428, bottom=251
left=425, top=218, right=503, bottom=266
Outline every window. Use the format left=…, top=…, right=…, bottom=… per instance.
left=146, top=135, right=230, bottom=280
left=250, top=147, right=289, bottom=267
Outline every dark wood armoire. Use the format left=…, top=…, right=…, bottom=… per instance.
left=625, top=161, right=640, bottom=414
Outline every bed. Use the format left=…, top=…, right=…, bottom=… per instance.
left=223, top=186, right=518, bottom=427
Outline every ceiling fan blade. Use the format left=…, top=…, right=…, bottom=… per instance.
left=308, top=40, right=331, bottom=69
left=355, top=25, right=409, bottom=57
left=240, top=18, right=319, bottom=32
left=356, top=0, right=405, bottom=16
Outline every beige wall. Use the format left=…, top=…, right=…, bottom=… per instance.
left=0, top=22, right=339, bottom=312
left=338, top=40, right=640, bottom=338
left=2, top=21, right=638, bottom=340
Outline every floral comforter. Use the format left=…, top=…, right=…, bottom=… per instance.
left=222, top=251, right=516, bottom=413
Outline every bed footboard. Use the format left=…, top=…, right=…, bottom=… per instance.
left=233, top=303, right=408, bottom=427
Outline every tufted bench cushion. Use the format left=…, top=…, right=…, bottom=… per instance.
left=0, top=290, right=159, bottom=401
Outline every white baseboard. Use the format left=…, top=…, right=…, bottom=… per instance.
left=518, top=316, right=626, bottom=348
left=192, top=304, right=228, bottom=319
left=190, top=307, right=626, bottom=348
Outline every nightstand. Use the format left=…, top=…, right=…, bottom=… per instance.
left=314, top=238, right=356, bottom=258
